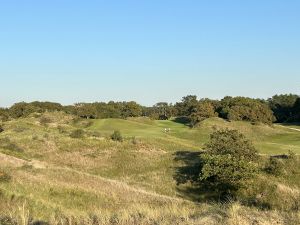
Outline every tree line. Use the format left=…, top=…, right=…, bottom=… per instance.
left=0, top=94, right=299, bottom=125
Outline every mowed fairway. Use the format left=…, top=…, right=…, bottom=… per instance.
left=90, top=117, right=300, bottom=154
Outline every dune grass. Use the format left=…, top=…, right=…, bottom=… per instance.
left=0, top=113, right=300, bottom=224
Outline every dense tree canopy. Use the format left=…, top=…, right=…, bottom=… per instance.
left=219, top=97, right=275, bottom=124
left=0, top=108, right=9, bottom=121
left=174, top=95, right=276, bottom=126
left=9, top=102, right=38, bottom=118
left=73, top=103, right=97, bottom=119
left=1, top=94, right=299, bottom=124
left=30, top=101, right=63, bottom=112
left=292, top=98, right=300, bottom=122
left=7, top=101, right=63, bottom=119
left=175, top=95, right=199, bottom=116
left=121, top=101, right=143, bottom=118
left=189, top=101, right=218, bottom=126
left=96, top=101, right=123, bottom=118
left=70, top=101, right=142, bottom=119
left=268, top=94, right=299, bottom=122
left=144, top=102, right=176, bottom=120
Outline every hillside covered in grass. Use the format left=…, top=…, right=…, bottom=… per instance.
left=0, top=112, right=300, bottom=224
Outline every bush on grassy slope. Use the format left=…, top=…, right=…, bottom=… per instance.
left=111, top=130, right=123, bottom=142
left=69, top=129, right=85, bottom=139
left=265, top=151, right=299, bottom=176
left=0, top=170, right=11, bottom=183
left=265, top=157, right=284, bottom=176
left=199, top=129, right=259, bottom=198
left=39, top=116, right=52, bottom=126
left=0, top=137, right=23, bottom=152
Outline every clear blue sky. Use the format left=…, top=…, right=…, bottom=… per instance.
left=0, top=0, right=299, bottom=107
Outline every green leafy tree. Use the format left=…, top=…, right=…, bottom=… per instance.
left=30, top=101, right=63, bottom=112
left=74, top=103, right=97, bottom=119
left=200, top=129, right=259, bottom=196
left=146, top=102, right=177, bottom=120
left=9, top=102, right=38, bottom=118
left=175, top=95, right=198, bottom=116
left=121, top=101, right=142, bottom=118
left=189, top=101, right=218, bottom=126
left=219, top=97, right=275, bottom=124
left=268, top=94, right=299, bottom=122
left=103, top=101, right=123, bottom=118
left=154, top=102, right=169, bottom=120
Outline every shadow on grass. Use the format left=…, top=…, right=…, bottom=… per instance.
left=171, top=117, right=191, bottom=126
left=173, top=150, right=220, bottom=202
left=280, top=122, right=300, bottom=127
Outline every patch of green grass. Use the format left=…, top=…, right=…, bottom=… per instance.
left=89, top=117, right=300, bottom=154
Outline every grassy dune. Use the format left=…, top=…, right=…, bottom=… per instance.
left=0, top=112, right=300, bottom=224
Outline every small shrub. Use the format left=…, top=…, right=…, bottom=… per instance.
left=72, top=118, right=93, bottom=128
left=285, top=150, right=299, bottom=174
left=57, top=125, right=67, bottom=134
left=32, top=135, right=39, bottom=141
left=81, top=120, right=93, bottom=128
left=132, top=136, right=138, bottom=145
left=13, top=126, right=26, bottom=133
left=0, top=216, right=17, bottom=225
left=30, top=220, right=49, bottom=225
left=0, top=170, right=11, bottom=182
left=70, top=129, right=84, bottom=139
left=39, top=116, right=52, bottom=125
left=239, top=178, right=300, bottom=211
left=265, top=151, right=299, bottom=176
left=32, top=112, right=42, bottom=118
left=111, top=130, right=123, bottom=142
left=5, top=143, right=23, bottom=152
left=21, top=164, right=34, bottom=171
left=88, top=131, right=101, bottom=138
left=0, top=125, right=4, bottom=133
left=265, top=157, right=284, bottom=176
left=0, top=137, right=23, bottom=152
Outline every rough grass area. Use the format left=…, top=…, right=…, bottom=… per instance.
left=0, top=112, right=300, bottom=224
